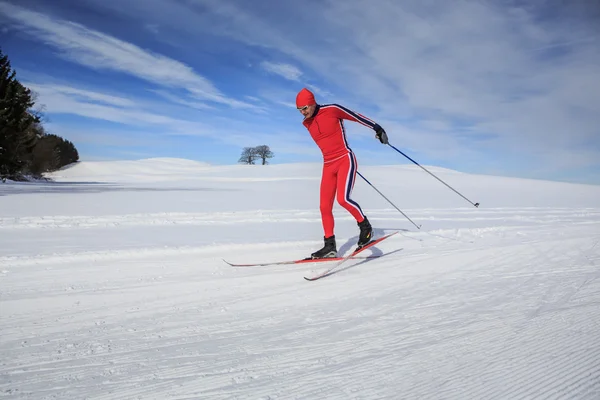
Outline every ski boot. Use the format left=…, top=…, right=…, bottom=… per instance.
left=311, top=235, right=337, bottom=259
left=357, top=217, right=373, bottom=249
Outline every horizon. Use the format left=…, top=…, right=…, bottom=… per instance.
left=1, top=0, right=599, bottom=185
left=47, top=157, right=600, bottom=188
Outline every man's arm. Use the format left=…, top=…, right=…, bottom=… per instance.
left=329, top=104, right=377, bottom=128
left=330, top=104, right=389, bottom=144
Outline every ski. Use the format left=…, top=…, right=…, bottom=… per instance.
left=224, top=255, right=381, bottom=267
left=304, top=231, right=399, bottom=281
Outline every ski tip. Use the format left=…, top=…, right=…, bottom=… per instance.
left=304, top=274, right=325, bottom=281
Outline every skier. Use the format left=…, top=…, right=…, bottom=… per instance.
left=296, top=87, right=389, bottom=259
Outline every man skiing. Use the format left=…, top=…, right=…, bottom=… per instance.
left=296, top=87, right=389, bottom=259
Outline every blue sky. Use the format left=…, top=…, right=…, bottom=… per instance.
left=0, top=0, right=599, bottom=184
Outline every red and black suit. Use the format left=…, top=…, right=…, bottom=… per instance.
left=302, top=101, right=379, bottom=237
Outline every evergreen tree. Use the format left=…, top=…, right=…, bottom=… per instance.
left=29, top=133, right=80, bottom=175
left=0, top=49, right=79, bottom=180
left=0, top=49, right=39, bottom=179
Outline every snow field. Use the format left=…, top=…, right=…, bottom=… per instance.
left=1, top=159, right=599, bottom=399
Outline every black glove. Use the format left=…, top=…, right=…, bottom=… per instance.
left=374, top=124, right=388, bottom=144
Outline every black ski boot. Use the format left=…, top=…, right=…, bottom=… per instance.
left=311, top=235, right=337, bottom=259
left=357, top=217, right=373, bottom=248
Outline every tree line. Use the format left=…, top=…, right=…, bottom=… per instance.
left=1, top=48, right=79, bottom=181
left=238, top=145, right=274, bottom=165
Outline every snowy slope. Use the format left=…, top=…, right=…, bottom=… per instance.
left=1, top=159, right=599, bottom=399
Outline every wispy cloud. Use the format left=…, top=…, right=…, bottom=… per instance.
left=0, top=1, right=256, bottom=109
left=49, top=125, right=161, bottom=148
left=150, top=90, right=216, bottom=111
left=25, top=82, right=216, bottom=136
left=28, top=83, right=137, bottom=108
left=260, top=61, right=302, bottom=81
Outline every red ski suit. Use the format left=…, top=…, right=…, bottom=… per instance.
left=302, top=104, right=379, bottom=237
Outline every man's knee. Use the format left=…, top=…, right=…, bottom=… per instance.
left=337, top=198, right=349, bottom=209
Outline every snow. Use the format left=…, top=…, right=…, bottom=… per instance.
left=1, top=158, right=599, bottom=399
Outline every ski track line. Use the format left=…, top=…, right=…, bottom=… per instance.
left=476, top=302, right=599, bottom=397
left=282, top=255, right=592, bottom=398
left=1, top=207, right=598, bottom=230
left=2, top=211, right=600, bottom=398
left=0, top=241, right=318, bottom=267
left=0, top=210, right=319, bottom=230
left=2, top=219, right=596, bottom=268
left=2, top=274, right=301, bottom=338
left=292, top=235, right=600, bottom=399
left=399, top=269, right=597, bottom=397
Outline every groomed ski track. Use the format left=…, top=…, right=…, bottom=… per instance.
left=2, top=206, right=599, bottom=399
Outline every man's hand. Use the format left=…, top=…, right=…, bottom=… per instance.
left=374, top=124, right=389, bottom=145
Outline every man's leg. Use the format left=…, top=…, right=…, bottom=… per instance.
left=336, top=152, right=373, bottom=247
left=310, top=162, right=339, bottom=259
left=319, top=162, right=338, bottom=237
left=336, top=152, right=366, bottom=222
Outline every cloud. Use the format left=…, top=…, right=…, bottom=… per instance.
left=27, top=83, right=137, bottom=108
left=144, top=23, right=160, bottom=35
left=150, top=89, right=216, bottom=111
left=0, top=1, right=256, bottom=109
left=25, top=81, right=217, bottom=136
left=48, top=125, right=159, bottom=148
left=260, top=61, right=302, bottom=81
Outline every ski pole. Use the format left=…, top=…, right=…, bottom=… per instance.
left=387, top=143, right=480, bottom=208
left=357, top=171, right=421, bottom=230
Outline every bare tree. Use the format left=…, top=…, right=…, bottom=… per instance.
left=238, top=147, right=257, bottom=165
left=254, top=145, right=274, bottom=165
